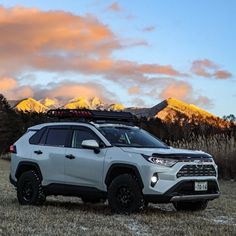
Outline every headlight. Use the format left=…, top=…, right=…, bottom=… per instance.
left=142, top=155, right=178, bottom=167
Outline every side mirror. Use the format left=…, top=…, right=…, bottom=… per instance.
left=81, top=140, right=100, bottom=153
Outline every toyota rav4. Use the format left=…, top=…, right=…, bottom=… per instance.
left=9, top=109, right=220, bottom=213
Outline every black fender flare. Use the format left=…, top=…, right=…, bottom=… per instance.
left=15, top=161, right=43, bottom=181
left=105, top=163, right=144, bottom=189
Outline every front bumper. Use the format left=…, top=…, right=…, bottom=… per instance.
left=144, top=179, right=220, bottom=203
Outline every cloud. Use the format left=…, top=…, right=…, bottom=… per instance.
left=214, top=70, right=232, bottom=79
left=107, top=2, right=123, bottom=12
left=154, top=79, right=213, bottom=108
left=35, top=81, right=116, bottom=103
left=0, top=76, right=34, bottom=99
left=137, top=64, right=187, bottom=77
left=0, top=6, right=215, bottom=109
left=194, top=96, right=213, bottom=108
left=191, top=59, right=232, bottom=79
left=0, top=77, right=17, bottom=90
left=0, top=6, right=184, bottom=81
left=142, top=26, right=156, bottom=32
left=128, top=86, right=140, bottom=95
left=159, top=81, right=192, bottom=101
left=0, top=76, right=117, bottom=104
left=0, top=6, right=120, bottom=74
left=130, top=98, right=147, bottom=107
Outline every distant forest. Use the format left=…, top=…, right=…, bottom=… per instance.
left=0, top=94, right=235, bottom=179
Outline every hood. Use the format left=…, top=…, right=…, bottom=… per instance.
left=120, top=147, right=212, bottom=159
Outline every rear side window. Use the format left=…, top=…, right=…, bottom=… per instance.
left=29, top=128, right=46, bottom=145
left=45, top=129, right=69, bottom=147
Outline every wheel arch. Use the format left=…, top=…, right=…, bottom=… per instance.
left=15, top=161, right=43, bottom=181
left=105, top=163, right=144, bottom=189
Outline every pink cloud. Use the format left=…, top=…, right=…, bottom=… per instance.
left=0, top=6, right=184, bottom=82
left=0, top=6, right=120, bottom=73
left=159, top=81, right=192, bottom=101
left=107, top=2, right=123, bottom=12
left=0, top=77, right=17, bottom=90
left=0, top=76, right=34, bottom=99
left=128, top=86, right=140, bottom=95
left=0, top=6, right=217, bottom=109
left=158, top=80, right=213, bottom=108
left=194, top=96, right=213, bottom=108
left=142, top=26, right=156, bottom=32
left=191, top=59, right=232, bottom=79
left=214, top=70, right=232, bottom=79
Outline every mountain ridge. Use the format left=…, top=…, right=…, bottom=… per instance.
left=10, top=97, right=229, bottom=127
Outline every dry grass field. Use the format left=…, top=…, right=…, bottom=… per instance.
left=0, top=159, right=236, bottom=236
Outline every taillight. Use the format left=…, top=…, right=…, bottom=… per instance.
left=10, top=145, right=17, bottom=153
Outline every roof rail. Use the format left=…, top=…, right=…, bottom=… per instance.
left=47, top=109, right=136, bottom=123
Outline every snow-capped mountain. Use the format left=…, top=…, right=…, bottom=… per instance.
left=126, top=98, right=229, bottom=127
left=12, top=96, right=124, bottom=112
left=14, top=98, right=48, bottom=113
left=10, top=97, right=229, bottom=127
left=39, top=98, right=61, bottom=109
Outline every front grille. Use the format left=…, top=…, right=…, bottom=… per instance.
left=177, top=164, right=216, bottom=178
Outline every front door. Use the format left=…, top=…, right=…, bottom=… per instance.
left=64, top=127, right=106, bottom=190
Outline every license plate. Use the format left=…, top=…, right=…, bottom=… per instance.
left=194, top=181, right=208, bottom=191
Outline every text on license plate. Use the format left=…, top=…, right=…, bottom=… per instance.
left=194, top=181, right=208, bottom=191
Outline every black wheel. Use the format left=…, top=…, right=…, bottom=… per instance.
left=108, top=174, right=144, bottom=214
left=17, top=170, right=46, bottom=205
left=173, top=201, right=208, bottom=211
left=81, top=196, right=106, bottom=204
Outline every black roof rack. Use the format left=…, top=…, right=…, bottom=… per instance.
left=47, top=109, right=136, bottom=123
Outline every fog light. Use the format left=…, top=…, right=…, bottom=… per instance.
left=150, top=173, right=158, bottom=187
left=151, top=176, right=158, bottom=183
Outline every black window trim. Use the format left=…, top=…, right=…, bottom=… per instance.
left=33, top=125, right=71, bottom=147
left=29, top=124, right=107, bottom=148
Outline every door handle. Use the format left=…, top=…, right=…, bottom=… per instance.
left=65, top=154, right=75, bottom=160
left=34, top=150, right=43, bottom=155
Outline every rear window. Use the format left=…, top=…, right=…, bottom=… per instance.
left=45, top=129, right=69, bottom=147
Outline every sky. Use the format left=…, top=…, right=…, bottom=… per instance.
left=0, top=0, right=235, bottom=116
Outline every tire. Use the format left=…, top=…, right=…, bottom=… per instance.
left=108, top=174, right=144, bottom=214
left=173, top=201, right=208, bottom=211
left=81, top=196, right=106, bottom=204
left=17, top=170, right=46, bottom=205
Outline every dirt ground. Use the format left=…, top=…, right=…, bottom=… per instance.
left=0, top=159, right=235, bottom=236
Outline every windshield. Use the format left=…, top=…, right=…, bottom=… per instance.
left=99, top=126, right=169, bottom=148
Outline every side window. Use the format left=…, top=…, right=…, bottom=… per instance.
left=29, top=128, right=46, bottom=145
left=45, top=128, right=69, bottom=147
left=71, top=128, right=100, bottom=148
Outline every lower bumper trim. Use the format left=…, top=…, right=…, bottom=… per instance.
left=170, top=193, right=220, bottom=202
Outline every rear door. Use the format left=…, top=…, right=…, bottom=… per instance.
left=64, top=126, right=107, bottom=189
left=31, top=126, right=70, bottom=185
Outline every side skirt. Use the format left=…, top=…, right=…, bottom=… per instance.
left=44, top=183, right=107, bottom=198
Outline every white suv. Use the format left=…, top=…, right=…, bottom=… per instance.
left=9, top=109, right=220, bottom=213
